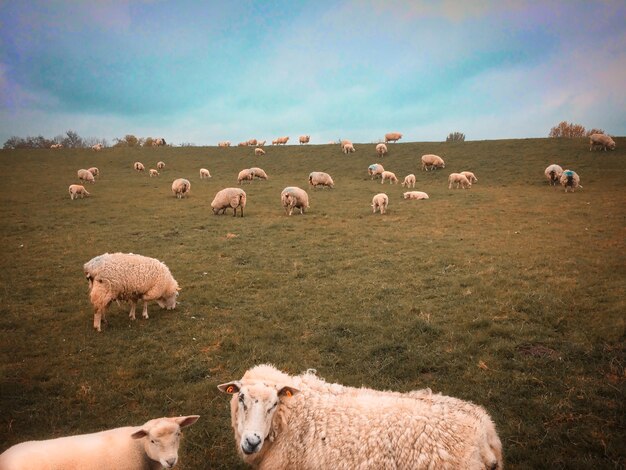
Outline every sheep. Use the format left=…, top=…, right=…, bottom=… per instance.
left=77, top=169, right=95, bottom=184
left=257, top=140, right=266, bottom=147
left=448, top=173, right=472, bottom=189
left=68, top=184, right=90, bottom=200
left=421, top=154, right=446, bottom=171
left=376, top=143, right=388, bottom=157
left=299, top=135, right=310, bottom=144
left=372, top=193, right=389, bottom=214
left=248, top=139, right=258, bottom=146
left=152, top=137, right=166, bottom=146
left=238, top=142, right=249, bottom=147
left=157, top=161, right=166, bottom=170
left=368, top=163, right=385, bottom=180
left=461, top=171, right=478, bottom=184
left=401, top=173, right=416, bottom=188
left=250, top=167, right=268, bottom=180
left=134, top=162, right=145, bottom=172
left=272, top=139, right=279, bottom=145
left=255, top=148, right=266, bottom=156
left=50, top=143, right=63, bottom=149
left=0, top=415, right=199, bottom=470
left=589, top=133, right=615, bottom=151
left=218, top=365, right=502, bottom=470
left=149, top=169, right=159, bottom=177
left=83, top=252, right=180, bottom=332
left=87, top=167, right=99, bottom=178
left=340, top=139, right=352, bottom=149
left=281, top=187, right=309, bottom=216
left=274, top=136, right=289, bottom=145
left=91, top=143, right=103, bottom=151
left=218, top=141, right=232, bottom=147
left=403, top=191, right=429, bottom=200
left=238, top=169, right=255, bottom=185
left=211, top=188, right=247, bottom=217
left=171, top=178, right=191, bottom=198
left=544, top=164, right=563, bottom=186
left=385, top=132, right=403, bottom=143
left=308, top=171, right=334, bottom=189
left=560, top=169, right=582, bottom=192
left=200, top=168, right=211, bottom=179
left=342, top=143, right=355, bottom=154
left=381, top=170, right=398, bottom=184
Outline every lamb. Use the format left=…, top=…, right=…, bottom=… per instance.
left=77, top=169, right=95, bottom=184
left=87, top=167, right=99, bottom=178
left=218, top=141, right=232, bottom=147
left=200, top=168, right=211, bottom=179
left=281, top=187, right=309, bottom=216
left=589, top=133, right=616, bottom=151
left=238, top=169, right=255, bottom=185
left=171, top=178, right=191, bottom=198
left=157, top=161, right=166, bottom=170
left=218, top=365, right=502, bottom=469
left=376, top=143, right=388, bottom=157
left=384, top=132, right=403, bottom=143
left=0, top=415, right=199, bottom=470
left=544, top=164, right=563, bottom=186
left=372, top=193, right=389, bottom=214
left=83, top=252, right=180, bottom=332
left=250, top=167, right=268, bottom=180
left=91, top=143, right=103, bottom=151
left=308, top=171, right=334, bottom=189
left=461, top=171, right=478, bottom=184
left=403, top=191, right=429, bottom=200
left=299, top=135, right=310, bottom=144
left=134, top=162, right=145, bottom=172
left=401, top=174, right=416, bottom=188
left=421, top=154, right=445, bottom=171
left=381, top=170, right=398, bottom=184
left=448, top=173, right=472, bottom=189
left=255, top=148, right=266, bottom=156
left=211, top=188, right=247, bottom=217
left=342, top=142, right=355, bottom=154
left=368, top=163, right=385, bottom=179
left=68, top=184, right=90, bottom=200
left=560, top=169, right=582, bottom=192
left=149, top=169, right=159, bottom=177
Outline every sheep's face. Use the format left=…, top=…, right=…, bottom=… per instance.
left=157, top=291, right=178, bottom=310
left=133, top=416, right=199, bottom=469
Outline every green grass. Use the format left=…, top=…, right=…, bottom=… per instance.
left=0, top=138, right=624, bottom=469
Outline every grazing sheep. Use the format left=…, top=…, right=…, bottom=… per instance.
left=368, top=163, right=385, bottom=179
left=149, top=169, right=159, bottom=177
left=299, top=135, right=310, bottom=144
left=248, top=139, right=258, bottom=146
left=544, top=164, right=563, bottom=186
left=211, top=188, right=247, bottom=217
left=255, top=148, right=266, bottom=156
left=200, top=168, right=211, bottom=179
left=218, top=141, right=231, bottom=147
left=448, top=173, right=472, bottom=189
left=87, top=167, right=99, bottom=178
left=134, top=162, right=145, bottom=172
left=376, top=143, right=388, bottom=157
left=460, top=171, right=478, bottom=184
left=218, top=365, right=502, bottom=470
left=401, top=174, right=416, bottom=188
left=83, top=253, right=180, bottom=332
left=281, top=187, right=309, bottom=216
left=77, top=169, right=95, bottom=184
left=421, top=154, right=446, bottom=171
left=50, top=143, right=63, bottom=149
left=589, top=133, right=615, bottom=151
left=381, top=170, right=398, bottom=184
left=372, top=193, right=389, bottom=214
left=152, top=137, right=166, bottom=146
left=171, top=178, right=191, bottom=198
left=157, top=161, right=165, bottom=170
left=308, top=171, right=334, bottom=189
left=68, top=184, right=90, bottom=200
left=278, top=136, right=289, bottom=145
left=385, top=132, right=403, bottom=143
left=91, top=143, right=103, bottom=151
left=237, top=169, right=255, bottom=185
left=238, top=142, right=249, bottom=147
left=250, top=167, right=268, bottom=180
left=272, top=139, right=278, bottom=145
left=403, top=191, right=429, bottom=200
left=342, top=143, right=355, bottom=154
left=560, top=169, right=582, bottom=192
left=0, top=415, right=199, bottom=470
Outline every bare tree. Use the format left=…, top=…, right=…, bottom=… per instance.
left=549, top=121, right=586, bottom=138
left=446, top=132, right=465, bottom=142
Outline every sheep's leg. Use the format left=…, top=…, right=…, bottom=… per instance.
left=240, top=206, right=244, bottom=217
left=142, top=301, right=149, bottom=319
left=129, top=301, right=137, bottom=320
left=93, top=307, right=105, bottom=332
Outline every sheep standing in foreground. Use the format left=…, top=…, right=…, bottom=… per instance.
left=381, top=170, right=398, bottom=184
left=368, top=163, right=385, bottom=180
left=249, top=167, right=268, bottom=180
left=421, top=154, right=445, bottom=171
left=157, top=161, right=166, bottom=170
left=281, top=187, right=309, bottom=216
left=372, top=193, right=388, bottom=214
left=83, top=253, right=180, bottom=332
left=403, top=191, right=429, bottom=200
left=255, top=148, right=266, bottom=156
left=69, top=184, right=90, bottom=200
left=88, top=167, right=99, bottom=178
left=401, top=174, right=416, bottom=188
left=376, top=143, right=388, bottom=157
left=211, top=188, right=247, bottom=217
left=200, top=168, right=211, bottom=179
left=171, top=178, right=191, bottom=198
left=560, top=169, right=582, bottom=192
left=544, top=164, right=563, bottom=186
left=149, top=169, right=159, bottom=177
left=461, top=171, right=478, bottom=184
left=448, top=173, right=472, bottom=189
left=589, top=133, right=616, bottom=151
left=299, top=135, right=310, bottom=144
left=385, top=132, right=402, bottom=143
left=77, top=169, right=95, bottom=184
left=0, top=415, right=199, bottom=470
left=238, top=169, right=255, bottom=185
left=134, top=162, right=145, bottom=172
left=218, top=365, right=502, bottom=469
left=308, top=171, right=334, bottom=189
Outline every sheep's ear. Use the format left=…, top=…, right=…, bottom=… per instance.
left=218, top=381, right=241, bottom=394
left=131, top=429, right=148, bottom=439
left=174, top=415, right=200, bottom=429
left=278, top=386, right=300, bottom=399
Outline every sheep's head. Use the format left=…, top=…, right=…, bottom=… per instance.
left=157, top=288, right=179, bottom=310
left=218, top=381, right=299, bottom=457
left=132, top=416, right=199, bottom=469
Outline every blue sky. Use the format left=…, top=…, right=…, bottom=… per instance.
left=1, top=0, right=624, bottom=145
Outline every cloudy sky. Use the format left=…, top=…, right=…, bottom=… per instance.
left=1, top=0, right=624, bottom=145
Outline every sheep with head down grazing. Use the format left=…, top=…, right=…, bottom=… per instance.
left=372, top=193, right=388, bottom=214
left=212, top=188, right=247, bottom=217
left=281, top=187, right=309, bottom=216
left=238, top=169, right=255, bottom=185
left=134, top=162, right=145, bottom=172
left=376, top=143, right=388, bottom=157
left=448, top=173, right=471, bottom=189
left=149, top=169, right=159, bottom=177
left=255, top=148, right=266, bottom=156
left=589, top=133, right=615, bottom=151
left=544, top=164, right=563, bottom=186
left=77, top=169, right=95, bottom=184
left=171, top=178, right=191, bottom=198
left=381, top=171, right=398, bottom=184
left=200, top=168, right=211, bottom=179
left=308, top=171, right=334, bottom=189
left=368, top=163, right=384, bottom=180
left=69, top=184, right=90, bottom=200
left=461, top=171, right=478, bottom=184
left=421, top=154, right=445, bottom=171
left=250, top=167, right=268, bottom=180
left=385, top=132, right=402, bottom=143
left=401, top=174, right=416, bottom=188
left=560, top=169, right=582, bottom=192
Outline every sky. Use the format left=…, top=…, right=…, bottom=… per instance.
left=1, top=0, right=625, bottom=146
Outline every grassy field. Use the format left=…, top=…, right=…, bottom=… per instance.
left=0, top=138, right=624, bottom=469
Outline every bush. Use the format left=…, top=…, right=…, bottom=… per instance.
left=549, top=121, right=586, bottom=138
left=446, top=132, right=465, bottom=142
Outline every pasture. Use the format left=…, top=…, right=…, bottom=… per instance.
left=0, top=138, right=624, bottom=468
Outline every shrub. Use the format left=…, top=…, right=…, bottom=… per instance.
left=549, top=121, right=586, bottom=138
left=446, top=132, right=465, bottom=142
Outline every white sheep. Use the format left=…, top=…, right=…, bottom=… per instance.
left=91, top=143, right=103, bottom=151
left=560, top=169, right=582, bottom=192
left=171, top=178, right=191, bottom=198
left=342, top=142, right=355, bottom=154
left=381, top=170, right=398, bottom=184
left=68, top=184, right=90, bottom=200
left=50, top=143, right=63, bottom=149
left=340, top=139, right=352, bottom=149
left=149, top=169, right=159, bottom=177
left=77, top=169, right=95, bottom=184
left=83, top=252, right=180, bottom=332
left=372, top=193, right=388, bottom=214
left=544, top=164, right=563, bottom=186
left=255, top=148, right=266, bottom=156
left=87, top=167, right=99, bottom=178
left=211, top=188, right=247, bottom=217
left=401, top=174, right=416, bottom=188
left=218, top=141, right=231, bottom=147
left=157, top=161, right=166, bottom=170
left=299, top=135, right=310, bottom=144
left=0, top=415, right=199, bottom=469
left=384, top=132, right=402, bottom=143
left=248, top=139, right=258, bottom=146
left=281, top=187, right=309, bottom=216
left=308, top=171, right=334, bottom=189
left=403, top=191, right=429, bottom=200
left=273, top=136, right=289, bottom=145
left=368, top=163, right=385, bottom=180
left=218, top=365, right=502, bottom=469
left=448, top=172, right=472, bottom=189
left=460, top=171, right=478, bottom=184
left=153, top=137, right=166, bottom=146
left=238, top=141, right=249, bottom=147
left=376, top=143, right=388, bottom=157
left=134, top=162, right=145, bottom=172
left=589, top=133, right=615, bottom=151
left=249, top=167, right=268, bottom=180
left=421, top=154, right=445, bottom=171
left=237, top=169, right=255, bottom=185
left=200, top=168, right=211, bottom=179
